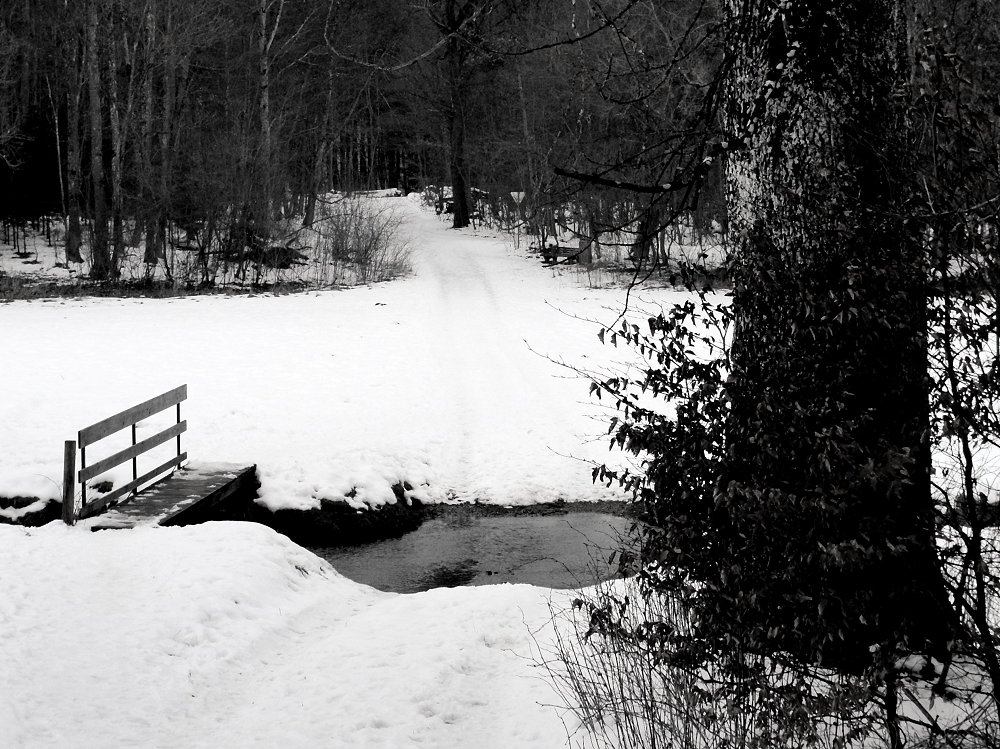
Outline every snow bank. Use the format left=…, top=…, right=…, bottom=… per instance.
left=0, top=521, right=574, bottom=748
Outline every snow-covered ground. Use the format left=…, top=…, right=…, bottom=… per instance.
left=0, top=198, right=691, bottom=747
left=0, top=195, right=687, bottom=512
left=0, top=521, right=580, bottom=748
left=4, top=199, right=985, bottom=747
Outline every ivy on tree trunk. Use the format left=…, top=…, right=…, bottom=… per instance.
left=720, top=0, right=953, bottom=670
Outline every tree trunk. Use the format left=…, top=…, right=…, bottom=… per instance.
left=516, top=70, right=535, bottom=210
left=64, top=55, right=84, bottom=265
left=141, top=0, right=160, bottom=265
left=158, top=5, right=175, bottom=275
left=446, top=104, right=470, bottom=229
left=721, top=0, right=952, bottom=670
left=106, top=1, right=126, bottom=273
left=305, top=69, right=336, bottom=228
left=45, top=78, right=68, bottom=245
left=257, top=0, right=281, bottom=227
left=442, top=16, right=470, bottom=229
left=86, top=0, right=112, bottom=279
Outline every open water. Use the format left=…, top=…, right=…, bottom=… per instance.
left=310, top=510, right=631, bottom=593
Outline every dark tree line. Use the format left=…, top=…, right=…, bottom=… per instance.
left=0, top=0, right=725, bottom=279
left=4, top=0, right=375, bottom=277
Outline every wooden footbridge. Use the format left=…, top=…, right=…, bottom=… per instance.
left=62, top=385, right=257, bottom=530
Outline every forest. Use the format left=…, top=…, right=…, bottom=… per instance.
left=4, top=0, right=1000, bottom=747
left=0, top=0, right=723, bottom=286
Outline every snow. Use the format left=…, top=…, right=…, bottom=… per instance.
left=2, top=200, right=984, bottom=746
left=0, top=196, right=686, bottom=511
left=0, top=198, right=689, bottom=747
left=0, top=521, right=578, bottom=748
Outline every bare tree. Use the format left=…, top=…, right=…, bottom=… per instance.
left=86, top=0, right=112, bottom=278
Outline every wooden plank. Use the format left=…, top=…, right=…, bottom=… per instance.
left=79, top=421, right=187, bottom=482
left=78, top=385, right=187, bottom=447
left=87, top=464, right=257, bottom=530
left=159, top=465, right=258, bottom=526
left=76, top=491, right=116, bottom=520
left=62, top=440, right=76, bottom=525
left=77, top=453, right=187, bottom=519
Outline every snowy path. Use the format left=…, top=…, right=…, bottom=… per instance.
left=0, top=197, right=676, bottom=511
left=166, top=578, right=567, bottom=748
left=393, top=207, right=606, bottom=502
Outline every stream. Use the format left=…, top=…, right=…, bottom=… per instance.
left=309, top=509, right=631, bottom=594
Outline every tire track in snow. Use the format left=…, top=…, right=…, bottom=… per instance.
left=402, top=210, right=565, bottom=502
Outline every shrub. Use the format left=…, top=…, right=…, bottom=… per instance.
left=306, top=195, right=410, bottom=286
left=545, top=578, right=880, bottom=749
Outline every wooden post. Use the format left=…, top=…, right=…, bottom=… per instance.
left=62, top=440, right=76, bottom=525
left=79, top=439, right=87, bottom=509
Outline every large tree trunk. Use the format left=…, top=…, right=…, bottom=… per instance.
left=86, top=0, right=112, bottom=279
left=720, top=0, right=952, bottom=670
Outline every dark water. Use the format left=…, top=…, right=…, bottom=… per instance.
left=310, top=511, right=630, bottom=594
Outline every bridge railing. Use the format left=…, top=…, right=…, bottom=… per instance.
left=62, top=385, right=188, bottom=524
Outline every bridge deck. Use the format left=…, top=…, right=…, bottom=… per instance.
left=82, top=463, right=257, bottom=531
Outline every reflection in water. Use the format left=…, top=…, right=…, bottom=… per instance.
left=310, top=512, right=629, bottom=594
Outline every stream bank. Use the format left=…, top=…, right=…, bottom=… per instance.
left=4, top=482, right=636, bottom=592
